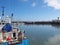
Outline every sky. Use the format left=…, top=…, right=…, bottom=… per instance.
left=0, top=0, right=60, bottom=21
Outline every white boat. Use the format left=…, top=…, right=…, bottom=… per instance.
left=0, top=7, right=29, bottom=45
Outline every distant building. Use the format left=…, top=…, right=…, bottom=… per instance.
left=52, top=17, right=60, bottom=23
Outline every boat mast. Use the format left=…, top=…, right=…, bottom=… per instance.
left=1, top=6, right=5, bottom=22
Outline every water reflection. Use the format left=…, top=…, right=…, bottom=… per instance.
left=44, top=34, right=60, bottom=45
left=51, top=24, right=60, bottom=28
left=35, top=24, right=60, bottom=28
left=19, top=25, right=60, bottom=45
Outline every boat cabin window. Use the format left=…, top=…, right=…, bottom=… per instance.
left=13, top=32, right=16, bottom=39
left=2, top=23, right=4, bottom=25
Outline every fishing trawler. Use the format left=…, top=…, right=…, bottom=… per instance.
left=0, top=7, right=29, bottom=45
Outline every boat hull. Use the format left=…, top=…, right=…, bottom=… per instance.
left=0, top=39, right=29, bottom=45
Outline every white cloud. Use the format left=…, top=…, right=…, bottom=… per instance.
left=44, top=0, right=60, bottom=10
left=31, top=2, right=36, bottom=7
left=44, top=34, right=60, bottom=45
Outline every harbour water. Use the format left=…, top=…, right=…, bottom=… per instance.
left=19, top=24, right=60, bottom=45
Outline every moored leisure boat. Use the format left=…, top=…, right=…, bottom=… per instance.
left=0, top=7, right=29, bottom=45
left=0, top=23, right=29, bottom=45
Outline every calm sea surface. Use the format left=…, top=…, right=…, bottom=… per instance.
left=19, top=24, right=60, bottom=45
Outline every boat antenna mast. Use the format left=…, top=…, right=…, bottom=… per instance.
left=1, top=6, right=5, bottom=21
